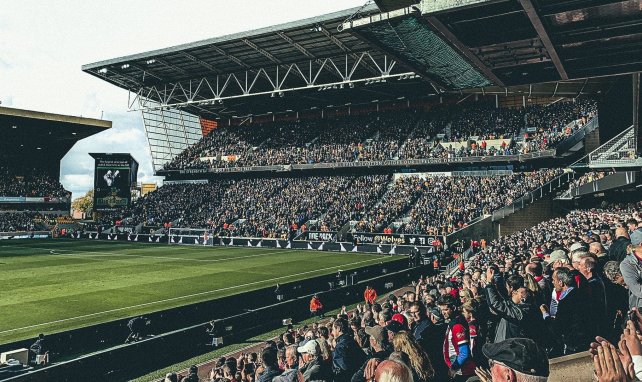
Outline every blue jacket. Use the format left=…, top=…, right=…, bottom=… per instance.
left=333, top=333, right=366, bottom=382
left=258, top=366, right=283, bottom=382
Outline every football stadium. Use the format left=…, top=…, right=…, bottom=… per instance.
left=2, top=0, right=642, bottom=381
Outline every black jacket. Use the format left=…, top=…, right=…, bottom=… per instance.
left=485, top=284, right=548, bottom=346
left=351, top=349, right=391, bottom=382
left=545, top=287, right=596, bottom=354
left=609, top=236, right=631, bottom=263
left=333, top=334, right=366, bottom=382
left=258, top=366, right=283, bottom=382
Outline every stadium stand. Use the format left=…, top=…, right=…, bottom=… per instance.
left=0, top=166, right=70, bottom=198
left=152, top=203, right=642, bottom=382
left=99, top=170, right=563, bottom=239
left=162, top=100, right=596, bottom=171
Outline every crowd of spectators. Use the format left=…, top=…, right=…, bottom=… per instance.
left=163, top=110, right=421, bottom=171
left=394, top=169, right=563, bottom=236
left=97, top=170, right=563, bottom=240
left=0, top=166, right=70, bottom=198
left=0, top=212, right=47, bottom=232
left=164, top=99, right=596, bottom=172
left=569, top=171, right=611, bottom=190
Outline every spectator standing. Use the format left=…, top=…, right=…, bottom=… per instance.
left=332, top=318, right=366, bottom=382
left=609, top=227, right=631, bottom=263
left=541, top=268, right=595, bottom=355
left=391, top=331, right=435, bottom=382
left=438, top=295, right=476, bottom=382
left=629, top=218, right=642, bottom=246
left=620, top=244, right=642, bottom=310
left=578, top=256, right=608, bottom=334
left=351, top=326, right=391, bottom=382
left=258, top=347, right=283, bottom=382
left=484, top=271, right=548, bottom=347
left=364, top=286, right=378, bottom=307
left=310, top=295, right=324, bottom=318
left=273, top=346, right=302, bottom=382
left=408, top=302, right=430, bottom=342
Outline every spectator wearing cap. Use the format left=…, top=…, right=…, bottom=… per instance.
left=476, top=338, right=549, bottom=382
left=609, top=227, right=631, bottom=263
left=620, top=244, right=642, bottom=310
left=540, top=267, right=595, bottom=355
left=391, top=331, right=434, bottom=382
left=332, top=318, right=366, bottom=382
left=297, top=341, right=330, bottom=382
left=384, top=320, right=404, bottom=343
left=351, top=325, right=392, bottom=382
left=438, top=295, right=476, bottom=381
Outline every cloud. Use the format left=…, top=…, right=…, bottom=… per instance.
left=2, top=0, right=365, bottom=200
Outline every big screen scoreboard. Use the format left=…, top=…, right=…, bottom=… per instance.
left=91, top=153, right=139, bottom=212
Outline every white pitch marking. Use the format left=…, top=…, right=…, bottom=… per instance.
left=1, top=245, right=304, bottom=263
left=0, top=256, right=385, bottom=335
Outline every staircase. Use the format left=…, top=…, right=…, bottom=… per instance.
left=588, top=125, right=642, bottom=167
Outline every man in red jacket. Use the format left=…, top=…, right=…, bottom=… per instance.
left=364, top=285, right=378, bottom=307
left=310, top=294, right=324, bottom=318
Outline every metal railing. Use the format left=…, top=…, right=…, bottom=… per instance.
left=444, top=247, right=474, bottom=276
left=589, top=125, right=637, bottom=165
left=554, top=116, right=599, bottom=155
left=161, top=150, right=557, bottom=175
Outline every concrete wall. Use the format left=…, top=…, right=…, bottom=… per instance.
left=494, top=198, right=569, bottom=238
left=549, top=352, right=593, bottom=382
left=584, top=128, right=601, bottom=155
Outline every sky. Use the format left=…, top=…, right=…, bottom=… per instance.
left=0, top=0, right=366, bottom=200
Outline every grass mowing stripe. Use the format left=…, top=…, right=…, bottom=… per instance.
left=0, top=256, right=384, bottom=336
left=1, top=245, right=299, bottom=263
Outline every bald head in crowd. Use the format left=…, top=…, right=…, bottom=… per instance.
left=375, top=360, right=413, bottom=382
left=589, top=242, right=605, bottom=256
left=616, top=226, right=630, bottom=239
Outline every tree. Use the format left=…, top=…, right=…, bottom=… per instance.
left=72, top=190, right=93, bottom=215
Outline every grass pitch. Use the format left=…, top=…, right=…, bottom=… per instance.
left=0, top=239, right=398, bottom=345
